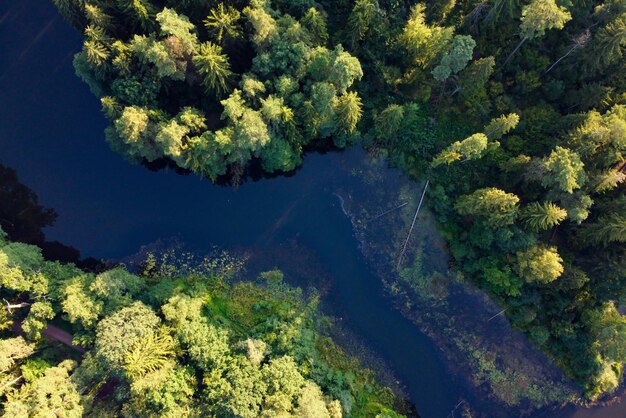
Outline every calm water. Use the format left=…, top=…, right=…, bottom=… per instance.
left=1, top=1, right=624, bottom=417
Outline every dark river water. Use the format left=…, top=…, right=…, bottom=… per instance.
left=1, top=1, right=625, bottom=417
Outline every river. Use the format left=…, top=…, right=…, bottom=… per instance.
left=1, top=1, right=625, bottom=417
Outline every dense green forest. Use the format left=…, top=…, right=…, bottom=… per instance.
left=0, top=228, right=406, bottom=417
left=53, top=0, right=626, bottom=402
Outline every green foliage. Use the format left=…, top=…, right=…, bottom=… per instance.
left=193, top=41, right=232, bottom=95
left=455, top=187, right=520, bottom=228
left=432, top=133, right=488, bottom=166
left=3, top=360, right=82, bottom=418
left=521, top=202, right=568, bottom=232
left=540, top=146, right=587, bottom=193
left=123, top=327, right=176, bottom=380
left=514, top=245, right=563, bottom=284
left=204, top=3, right=242, bottom=44
left=484, top=113, right=520, bottom=140
left=347, top=0, right=380, bottom=49
left=61, top=1, right=365, bottom=182
left=52, top=0, right=626, bottom=403
left=0, top=232, right=404, bottom=416
left=580, top=214, right=626, bottom=246
left=93, top=302, right=161, bottom=376
left=334, top=91, right=363, bottom=134
left=398, top=4, right=453, bottom=70
left=432, top=35, right=476, bottom=82
left=520, top=0, right=572, bottom=40
left=22, top=302, right=54, bottom=341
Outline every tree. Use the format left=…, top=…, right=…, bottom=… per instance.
left=162, top=295, right=231, bottom=371
left=522, top=202, right=567, bottom=232
left=327, top=46, right=363, bottom=95
left=580, top=214, right=626, bottom=246
left=484, top=113, right=520, bottom=140
left=155, top=119, right=188, bottom=159
left=261, top=356, right=306, bottom=415
left=334, top=92, right=363, bottom=134
left=243, top=0, right=278, bottom=47
left=90, top=267, right=146, bottom=308
left=594, top=169, right=626, bottom=192
left=114, top=105, right=149, bottom=144
left=296, top=382, right=334, bottom=418
left=241, top=339, right=269, bottom=366
left=123, top=328, right=176, bottom=380
left=0, top=337, right=34, bottom=374
left=52, top=0, right=86, bottom=30
left=82, top=37, right=109, bottom=71
left=301, top=8, right=328, bottom=45
left=93, top=302, right=161, bottom=376
left=0, top=165, right=57, bottom=245
left=3, top=360, right=82, bottom=418
left=540, top=146, right=586, bottom=193
left=432, top=133, right=488, bottom=166
left=455, top=187, right=520, bottom=228
left=504, top=0, right=572, bottom=65
left=61, top=275, right=102, bottom=329
left=131, top=35, right=186, bottom=81
left=0, top=242, right=46, bottom=295
left=398, top=4, right=454, bottom=69
left=125, top=362, right=196, bottom=416
left=156, top=8, right=198, bottom=53
left=375, top=104, right=404, bottom=143
left=205, top=355, right=266, bottom=417
left=84, top=4, right=112, bottom=31
left=558, top=191, right=593, bottom=224
left=568, top=105, right=626, bottom=169
left=347, top=0, right=380, bottom=49
left=118, top=0, right=155, bottom=31
left=515, top=245, right=564, bottom=284
left=432, top=35, right=476, bottom=83
left=456, top=56, right=495, bottom=114
left=590, top=14, right=626, bottom=70
left=204, top=3, right=242, bottom=44
left=193, top=42, right=232, bottom=96
left=588, top=302, right=626, bottom=363
left=545, top=29, right=591, bottom=73
left=429, top=0, right=458, bottom=23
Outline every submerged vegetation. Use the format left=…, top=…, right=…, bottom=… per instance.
left=0, top=229, right=405, bottom=417
left=54, top=0, right=626, bottom=405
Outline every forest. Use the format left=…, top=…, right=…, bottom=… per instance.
left=0, top=225, right=406, bottom=417
left=40, top=0, right=626, bottom=408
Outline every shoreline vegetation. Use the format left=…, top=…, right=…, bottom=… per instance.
left=329, top=152, right=579, bottom=416
left=0, top=227, right=409, bottom=417
left=39, top=0, right=626, bottom=413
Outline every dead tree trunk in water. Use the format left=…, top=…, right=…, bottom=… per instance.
left=397, top=180, right=429, bottom=270
left=367, top=202, right=408, bottom=222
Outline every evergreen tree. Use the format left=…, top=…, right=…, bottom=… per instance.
left=204, top=3, right=242, bottom=44
left=455, top=187, right=520, bottom=228
left=522, top=202, right=568, bottom=232
left=334, top=91, right=363, bottom=134
left=504, top=0, right=572, bottom=64
left=193, top=42, right=233, bottom=95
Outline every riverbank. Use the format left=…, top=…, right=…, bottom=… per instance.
left=328, top=150, right=588, bottom=416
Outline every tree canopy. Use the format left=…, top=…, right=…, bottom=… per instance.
left=54, top=0, right=626, bottom=403
left=0, top=230, right=405, bottom=417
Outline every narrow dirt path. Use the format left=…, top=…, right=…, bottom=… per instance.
left=42, top=325, right=86, bottom=353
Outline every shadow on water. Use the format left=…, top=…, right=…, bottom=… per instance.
left=1, top=1, right=626, bottom=417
